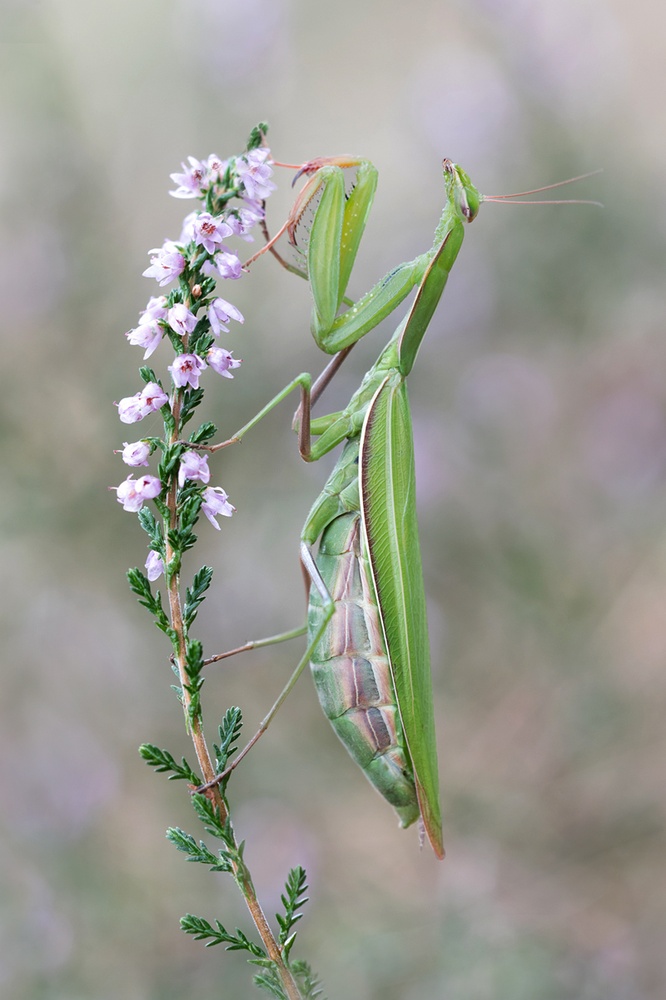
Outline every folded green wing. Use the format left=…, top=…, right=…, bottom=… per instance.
left=359, top=374, right=444, bottom=858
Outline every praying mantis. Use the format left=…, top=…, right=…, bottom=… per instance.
left=203, top=154, right=598, bottom=859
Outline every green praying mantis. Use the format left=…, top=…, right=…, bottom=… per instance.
left=201, top=154, right=599, bottom=859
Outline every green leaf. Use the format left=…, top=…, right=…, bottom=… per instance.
left=139, top=365, right=159, bottom=385
left=178, top=489, right=203, bottom=521
left=126, top=568, right=168, bottom=628
left=137, top=505, right=158, bottom=538
left=184, top=566, right=213, bottom=628
left=185, top=638, right=204, bottom=679
left=291, top=961, right=326, bottom=1000
left=190, top=793, right=231, bottom=843
left=189, top=422, right=217, bottom=445
left=166, top=828, right=233, bottom=872
left=190, top=329, right=214, bottom=358
left=282, top=932, right=298, bottom=961
left=180, top=387, right=204, bottom=426
left=181, top=914, right=265, bottom=957
left=276, top=866, right=309, bottom=948
left=213, top=707, right=243, bottom=775
left=252, top=953, right=325, bottom=999
left=139, top=744, right=199, bottom=783
left=252, top=970, right=288, bottom=1000
left=153, top=495, right=169, bottom=521
left=184, top=683, right=203, bottom=721
left=247, top=122, right=269, bottom=150
left=127, top=566, right=150, bottom=601
left=159, top=442, right=184, bottom=481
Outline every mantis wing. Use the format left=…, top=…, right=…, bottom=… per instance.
left=360, top=374, right=444, bottom=858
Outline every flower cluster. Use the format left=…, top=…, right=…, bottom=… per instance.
left=113, top=138, right=276, bottom=580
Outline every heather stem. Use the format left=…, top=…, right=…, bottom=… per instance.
left=165, top=390, right=220, bottom=799
left=164, top=391, right=303, bottom=1000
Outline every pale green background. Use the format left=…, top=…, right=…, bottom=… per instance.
left=1, top=1, right=665, bottom=998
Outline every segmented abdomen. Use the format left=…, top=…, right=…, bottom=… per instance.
left=308, top=511, right=419, bottom=827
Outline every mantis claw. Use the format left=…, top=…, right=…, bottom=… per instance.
left=291, top=155, right=365, bottom=186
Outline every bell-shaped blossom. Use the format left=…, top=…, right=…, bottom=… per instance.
left=207, top=347, right=241, bottom=379
left=208, top=296, right=244, bottom=336
left=178, top=449, right=210, bottom=487
left=140, top=382, right=169, bottom=412
left=237, top=199, right=265, bottom=240
left=117, top=382, right=168, bottom=424
left=145, top=550, right=164, bottom=581
left=206, top=153, right=227, bottom=181
left=126, top=319, right=163, bottom=359
left=168, top=353, right=206, bottom=389
left=169, top=156, right=208, bottom=199
left=167, top=303, right=197, bottom=338
left=192, top=212, right=234, bottom=254
left=140, top=295, right=168, bottom=323
left=235, top=148, right=276, bottom=201
left=121, top=440, right=151, bottom=467
left=143, top=241, right=186, bottom=286
left=114, top=474, right=162, bottom=511
left=117, top=392, right=148, bottom=424
left=202, top=250, right=242, bottom=281
left=202, top=486, right=235, bottom=528
left=224, top=202, right=263, bottom=242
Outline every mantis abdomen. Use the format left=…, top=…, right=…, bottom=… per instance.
left=308, top=508, right=420, bottom=828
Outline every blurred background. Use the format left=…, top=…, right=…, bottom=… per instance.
left=1, top=0, right=665, bottom=997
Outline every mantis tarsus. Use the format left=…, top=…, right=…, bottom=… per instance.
left=201, top=155, right=598, bottom=859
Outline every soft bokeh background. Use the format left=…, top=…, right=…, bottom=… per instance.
left=2, top=1, right=665, bottom=997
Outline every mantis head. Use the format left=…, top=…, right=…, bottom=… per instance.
left=442, top=159, right=481, bottom=223
left=443, top=160, right=603, bottom=219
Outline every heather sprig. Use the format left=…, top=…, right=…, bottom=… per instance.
left=113, top=124, right=316, bottom=1000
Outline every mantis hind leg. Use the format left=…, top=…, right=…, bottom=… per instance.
left=196, top=541, right=336, bottom=794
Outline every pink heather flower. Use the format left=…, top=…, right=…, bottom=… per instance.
left=167, top=303, right=197, bottom=338
left=140, top=295, right=168, bottom=323
left=140, top=382, right=169, bottom=413
left=236, top=199, right=266, bottom=241
left=117, top=383, right=166, bottom=423
left=201, top=486, right=235, bottom=528
left=114, top=474, right=162, bottom=511
left=121, top=440, right=151, bottom=467
left=169, top=156, right=208, bottom=199
left=202, top=250, right=242, bottom=281
left=235, top=148, right=276, bottom=201
left=135, top=475, right=162, bottom=500
left=178, top=449, right=211, bottom=487
left=207, top=347, right=241, bottom=379
left=224, top=209, right=260, bottom=242
left=145, top=550, right=164, bottom=581
left=117, top=392, right=148, bottom=424
left=223, top=214, right=241, bottom=236
left=168, top=353, right=206, bottom=389
left=126, top=320, right=163, bottom=359
left=114, top=476, right=142, bottom=511
left=206, top=153, right=228, bottom=181
left=208, top=296, right=244, bottom=336
left=143, top=241, right=186, bottom=286
left=192, top=212, right=234, bottom=254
